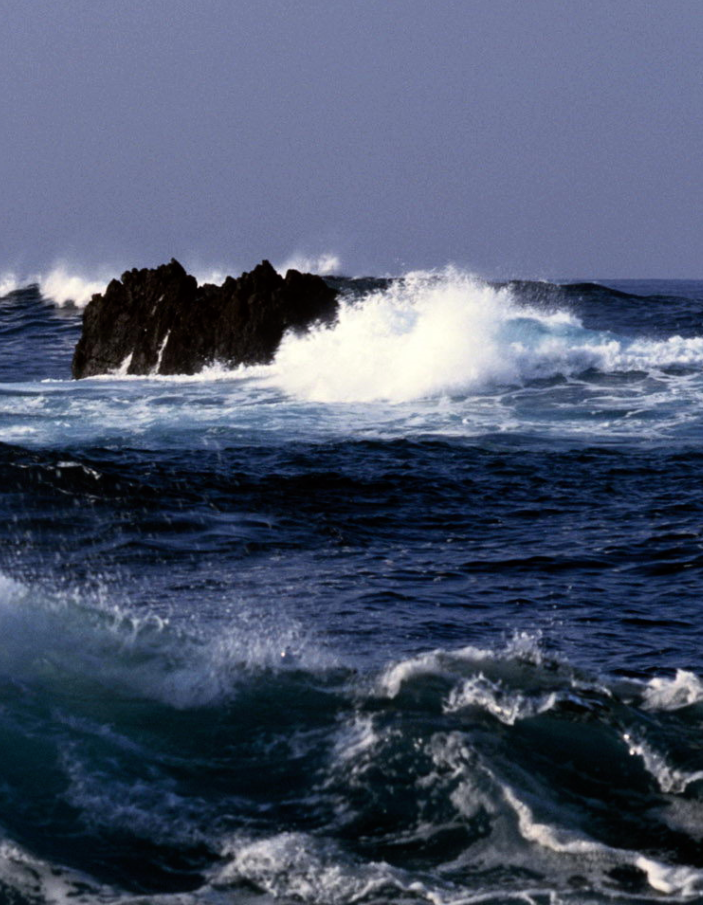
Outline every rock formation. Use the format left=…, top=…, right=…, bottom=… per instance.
left=71, top=259, right=339, bottom=378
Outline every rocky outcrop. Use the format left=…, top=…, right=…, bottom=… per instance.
left=71, top=259, right=339, bottom=378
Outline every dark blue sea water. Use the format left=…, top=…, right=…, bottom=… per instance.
left=2, top=269, right=703, bottom=903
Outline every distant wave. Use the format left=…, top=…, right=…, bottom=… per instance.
left=192, top=251, right=342, bottom=288
left=0, top=250, right=344, bottom=308
left=276, top=250, right=342, bottom=276
left=0, top=265, right=115, bottom=307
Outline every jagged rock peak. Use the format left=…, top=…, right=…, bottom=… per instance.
left=71, top=260, right=339, bottom=379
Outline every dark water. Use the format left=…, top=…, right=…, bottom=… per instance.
left=1, top=272, right=703, bottom=903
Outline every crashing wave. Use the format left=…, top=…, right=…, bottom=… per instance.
left=265, top=268, right=703, bottom=403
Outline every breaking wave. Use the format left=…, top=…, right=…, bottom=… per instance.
left=38, top=265, right=114, bottom=307
left=0, top=265, right=115, bottom=307
left=268, top=268, right=703, bottom=403
left=0, top=572, right=328, bottom=710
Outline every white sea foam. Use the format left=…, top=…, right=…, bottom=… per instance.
left=377, top=634, right=547, bottom=700
left=271, top=269, right=517, bottom=403
left=635, top=856, right=703, bottom=897
left=1, top=263, right=116, bottom=307
left=193, top=266, right=232, bottom=287
left=215, top=831, right=416, bottom=904
left=641, top=669, right=703, bottom=711
left=0, top=834, right=121, bottom=905
left=377, top=645, right=493, bottom=699
left=192, top=251, right=341, bottom=287
left=504, top=786, right=609, bottom=856
left=266, top=268, right=703, bottom=403
left=444, top=674, right=557, bottom=725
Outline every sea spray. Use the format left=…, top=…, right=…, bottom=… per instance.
left=0, top=272, right=22, bottom=297
left=39, top=265, right=114, bottom=307
left=268, top=268, right=703, bottom=403
left=0, top=571, right=330, bottom=709
left=271, top=268, right=519, bottom=402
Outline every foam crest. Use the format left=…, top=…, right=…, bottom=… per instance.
left=377, top=644, right=493, bottom=699
left=39, top=265, right=113, bottom=307
left=377, top=633, right=547, bottom=699
left=444, top=674, right=557, bottom=725
left=268, top=268, right=703, bottom=403
left=641, top=669, right=703, bottom=711
left=504, top=786, right=703, bottom=897
left=623, top=732, right=703, bottom=793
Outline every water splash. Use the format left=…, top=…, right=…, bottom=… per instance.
left=39, top=265, right=114, bottom=307
left=267, top=268, right=703, bottom=403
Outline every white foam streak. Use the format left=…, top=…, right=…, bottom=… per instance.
left=504, top=786, right=703, bottom=897
left=504, top=787, right=607, bottom=856
left=635, top=856, right=703, bottom=897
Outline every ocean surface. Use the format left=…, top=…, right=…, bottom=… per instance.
left=1, top=267, right=703, bottom=903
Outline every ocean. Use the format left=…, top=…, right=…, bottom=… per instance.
left=1, top=267, right=703, bottom=903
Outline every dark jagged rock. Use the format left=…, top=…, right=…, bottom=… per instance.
left=71, top=259, right=339, bottom=379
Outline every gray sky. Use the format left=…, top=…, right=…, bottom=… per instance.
left=2, top=0, right=702, bottom=278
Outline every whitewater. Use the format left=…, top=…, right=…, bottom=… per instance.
left=2, top=265, right=703, bottom=904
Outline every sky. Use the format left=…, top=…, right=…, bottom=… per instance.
left=1, top=0, right=701, bottom=279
